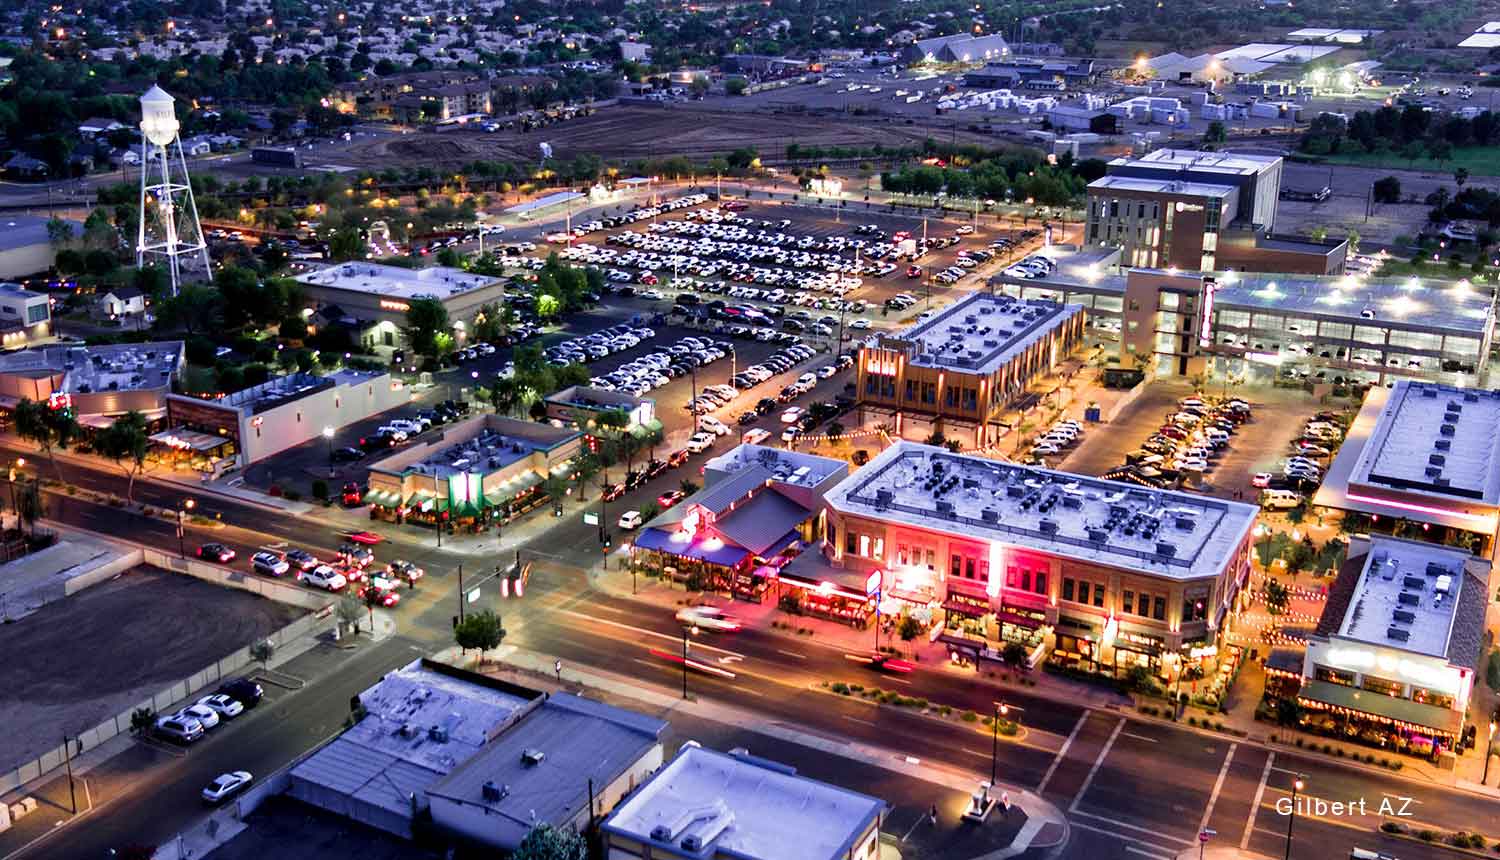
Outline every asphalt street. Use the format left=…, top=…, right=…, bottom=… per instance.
left=5, top=446, right=1489, bottom=860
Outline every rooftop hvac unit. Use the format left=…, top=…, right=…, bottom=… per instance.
left=981, top=508, right=998, bottom=522
left=1434, top=439, right=1451, bottom=451
left=1392, top=609, right=1416, bottom=623
left=1174, top=515, right=1195, bottom=530
left=1155, top=541, right=1176, bottom=557
left=1429, top=454, right=1446, bottom=466
left=1402, top=576, right=1425, bottom=589
left=1421, top=386, right=1439, bottom=398
left=1397, top=591, right=1420, bottom=605
left=935, top=500, right=955, bottom=516
left=1087, top=528, right=1107, bottom=542
left=1439, top=424, right=1456, bottom=436
left=1464, top=391, right=1479, bottom=402
left=1424, top=466, right=1442, bottom=478
left=1038, top=519, right=1057, bottom=534
left=1425, top=562, right=1449, bottom=577
left=875, top=488, right=894, bottom=506
left=428, top=725, right=448, bottom=743
left=1387, top=627, right=1410, bottom=642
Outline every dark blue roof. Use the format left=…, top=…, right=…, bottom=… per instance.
left=632, top=527, right=751, bottom=567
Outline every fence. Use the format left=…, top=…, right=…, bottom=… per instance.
left=1101, top=375, right=1153, bottom=424
left=143, top=549, right=335, bottom=611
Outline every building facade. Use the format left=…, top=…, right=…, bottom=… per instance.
left=822, top=442, right=1259, bottom=685
left=294, top=262, right=506, bottom=350
left=855, top=291, right=1086, bottom=446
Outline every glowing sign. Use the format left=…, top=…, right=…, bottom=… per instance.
left=1198, top=277, right=1216, bottom=349
left=680, top=507, right=702, bottom=538
left=47, top=392, right=71, bottom=411
left=1344, top=493, right=1495, bottom=524
left=865, top=569, right=882, bottom=598
left=379, top=299, right=411, bottom=312
left=1325, top=646, right=1458, bottom=692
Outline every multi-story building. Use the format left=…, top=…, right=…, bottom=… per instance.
left=855, top=291, right=1086, bottom=447
left=819, top=441, right=1259, bottom=682
left=990, top=255, right=1495, bottom=384
left=1294, top=535, right=1488, bottom=758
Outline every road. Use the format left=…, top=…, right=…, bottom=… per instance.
left=7, top=445, right=1487, bottom=860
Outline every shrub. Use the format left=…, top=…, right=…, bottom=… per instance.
left=311, top=479, right=329, bottom=500
left=1417, top=830, right=1438, bottom=842
left=938, top=705, right=952, bottom=716
left=914, top=698, right=928, bottom=709
left=1323, top=744, right=1334, bottom=754
left=1380, top=822, right=1404, bottom=834
left=831, top=682, right=850, bottom=695
left=1294, top=738, right=1304, bottom=747
left=849, top=684, right=864, bottom=693
left=1335, top=748, right=1346, bottom=757
left=1187, top=716, right=1198, bottom=726
left=961, top=710, right=978, bottom=722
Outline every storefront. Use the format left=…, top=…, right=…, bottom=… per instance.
left=1113, top=627, right=1166, bottom=677
left=774, top=551, right=877, bottom=628
left=1050, top=616, right=1101, bottom=672
left=1296, top=679, right=1463, bottom=759
left=149, top=427, right=237, bottom=473
left=629, top=527, right=754, bottom=590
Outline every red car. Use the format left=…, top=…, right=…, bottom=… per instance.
left=341, top=482, right=363, bottom=507
left=602, top=483, right=626, bottom=502
left=640, top=273, right=659, bottom=285
left=657, top=490, right=687, bottom=508
left=905, top=265, right=923, bottom=278
left=358, top=584, right=401, bottom=607
left=846, top=652, right=915, bottom=673
left=667, top=449, right=690, bottom=468
left=339, top=530, right=383, bottom=545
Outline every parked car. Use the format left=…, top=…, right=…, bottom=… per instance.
left=202, top=771, right=253, bottom=804
left=251, top=551, right=289, bottom=577
left=217, top=678, right=263, bottom=709
left=155, top=715, right=205, bottom=744
left=197, top=543, right=236, bottom=564
left=657, top=490, right=687, bottom=508
left=196, top=693, right=244, bottom=720
left=617, top=510, right=643, bottom=530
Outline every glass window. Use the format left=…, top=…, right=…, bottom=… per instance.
left=1034, top=571, right=1047, bottom=595
left=1152, top=596, right=1166, bottom=621
left=1062, top=578, right=1075, bottom=602
left=1314, top=665, right=1356, bottom=686
left=951, top=553, right=962, bottom=579
left=1361, top=675, right=1404, bottom=697
left=1181, top=595, right=1207, bottom=622
left=1122, top=590, right=1134, bottom=614
left=872, top=538, right=884, bottom=561
left=859, top=534, right=870, bottom=558
left=1092, top=583, right=1105, bottom=607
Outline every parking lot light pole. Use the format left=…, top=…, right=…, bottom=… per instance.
left=322, top=425, right=335, bottom=477
left=1485, top=721, right=1496, bottom=785
left=176, top=498, right=195, bottom=557
left=681, top=625, right=698, bottom=699
left=7, top=456, right=25, bottom=518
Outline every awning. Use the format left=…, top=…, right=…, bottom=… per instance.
left=943, top=599, right=991, bottom=618
left=151, top=429, right=231, bottom=452
left=630, top=526, right=751, bottom=568
left=997, top=608, right=1045, bottom=630
left=365, top=489, right=401, bottom=507
left=452, top=499, right=481, bottom=518
left=1297, top=679, right=1464, bottom=737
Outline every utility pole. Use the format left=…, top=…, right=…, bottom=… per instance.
left=63, top=735, right=77, bottom=814
left=457, top=563, right=464, bottom=622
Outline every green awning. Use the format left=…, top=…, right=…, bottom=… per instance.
left=452, top=499, right=480, bottom=518
left=407, top=493, right=446, bottom=513
left=1297, top=679, right=1464, bottom=736
left=366, top=489, right=400, bottom=507
left=484, top=490, right=511, bottom=508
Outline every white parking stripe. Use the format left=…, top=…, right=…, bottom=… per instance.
left=1242, top=752, right=1275, bottom=850
left=1037, top=710, right=1089, bottom=794
left=1069, top=717, right=1124, bottom=813
left=1198, top=743, right=1237, bottom=835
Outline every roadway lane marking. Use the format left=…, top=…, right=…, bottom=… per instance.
left=1270, top=765, right=1301, bottom=776
left=960, top=747, right=991, bottom=759
left=1067, top=818, right=1188, bottom=856
left=844, top=715, right=878, bottom=727
left=1198, top=742, right=1238, bottom=835
left=1120, top=731, right=1159, bottom=743
left=1068, top=717, right=1124, bottom=814
left=885, top=676, right=913, bottom=685
left=1070, top=809, right=1196, bottom=846
left=1037, top=710, right=1089, bottom=795
left=1242, top=752, right=1274, bottom=850
left=1124, top=845, right=1174, bottom=860
left=557, top=608, right=747, bottom=659
left=776, top=649, right=808, bottom=659
left=732, top=686, right=766, bottom=698
left=899, top=811, right=928, bottom=844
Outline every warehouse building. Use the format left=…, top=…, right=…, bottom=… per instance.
left=602, top=743, right=886, bottom=860
left=1315, top=381, right=1500, bottom=555
left=0, top=216, right=83, bottom=280
left=821, top=441, right=1259, bottom=683
left=901, top=33, right=1009, bottom=65
left=855, top=291, right=1086, bottom=447
left=1295, top=535, right=1488, bottom=759
left=294, top=262, right=505, bottom=351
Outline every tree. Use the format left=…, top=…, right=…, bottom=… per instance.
left=13, top=397, right=78, bottom=479
left=1456, top=167, right=1471, bottom=189
left=1002, top=641, right=1028, bottom=669
left=571, top=452, right=601, bottom=501
left=155, top=284, right=223, bottom=337
left=404, top=297, right=451, bottom=360
left=1204, top=120, right=1227, bottom=144
left=725, top=78, right=748, bottom=96
left=129, top=707, right=157, bottom=737
left=513, top=823, right=587, bottom=860
left=436, top=246, right=462, bottom=268
left=337, top=593, right=365, bottom=633
left=1263, top=580, right=1290, bottom=614
left=249, top=638, right=275, bottom=670
left=95, top=410, right=150, bottom=503
left=46, top=216, right=75, bottom=247
left=16, top=479, right=41, bottom=537
left=898, top=614, right=923, bottom=648
left=327, top=226, right=365, bottom=262
left=361, top=583, right=385, bottom=632
left=454, top=609, right=506, bottom=662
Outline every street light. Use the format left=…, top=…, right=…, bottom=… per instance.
left=988, top=701, right=1022, bottom=808
left=7, top=456, right=26, bottom=519
left=1284, top=775, right=1304, bottom=860
left=322, top=425, right=335, bottom=477
left=681, top=625, right=699, bottom=699
left=1484, top=721, right=1497, bottom=785
left=176, top=498, right=196, bottom=557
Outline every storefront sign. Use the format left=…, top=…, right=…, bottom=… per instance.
left=379, top=299, right=411, bottom=312
left=1325, top=646, right=1457, bottom=692
left=1189, top=645, right=1218, bottom=660
left=583, top=511, right=599, bottom=526
left=1197, top=276, right=1216, bottom=348
left=865, top=569, right=882, bottom=598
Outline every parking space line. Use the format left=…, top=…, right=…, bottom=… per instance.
left=1069, top=809, right=1195, bottom=846
left=1068, top=717, right=1124, bottom=813
left=1243, top=753, right=1274, bottom=849
left=1120, top=731, right=1159, bottom=743
left=1198, top=743, right=1237, bottom=835
left=1068, top=819, right=1183, bottom=857
left=1037, top=710, right=1089, bottom=794
left=1125, top=845, right=1174, bottom=860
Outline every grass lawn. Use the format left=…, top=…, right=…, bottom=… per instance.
left=1321, top=146, right=1500, bottom=177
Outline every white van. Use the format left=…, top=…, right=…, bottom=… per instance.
left=1261, top=489, right=1302, bottom=510
left=742, top=428, right=771, bottom=445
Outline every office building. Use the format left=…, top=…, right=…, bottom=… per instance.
left=855, top=291, right=1086, bottom=446
left=1315, top=381, right=1500, bottom=554
left=820, top=441, right=1259, bottom=680
left=602, top=743, right=885, bottom=860
left=1295, top=535, right=1488, bottom=756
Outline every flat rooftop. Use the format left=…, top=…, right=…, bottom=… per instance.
left=602, top=745, right=883, bottom=860
left=705, top=443, right=846, bottom=490
left=0, top=341, right=183, bottom=395
left=1088, top=175, right=1237, bottom=199
left=1109, top=148, right=1280, bottom=178
left=544, top=384, right=649, bottom=411
left=887, top=291, right=1083, bottom=376
left=368, top=414, right=580, bottom=482
left=295, top=262, right=501, bottom=301
left=427, top=693, right=666, bottom=830
left=216, top=372, right=335, bottom=415
left=825, top=441, right=1259, bottom=581
left=1215, top=272, right=1494, bottom=335
left=1350, top=381, right=1500, bottom=506
left=1334, top=537, right=1473, bottom=658
left=0, top=216, right=83, bottom=252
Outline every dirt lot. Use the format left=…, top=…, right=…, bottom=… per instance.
left=0, top=567, right=303, bottom=774
left=332, top=103, right=1001, bottom=170
left=1277, top=161, right=1462, bottom=248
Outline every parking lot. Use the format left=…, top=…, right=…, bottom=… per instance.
left=0, top=566, right=302, bottom=775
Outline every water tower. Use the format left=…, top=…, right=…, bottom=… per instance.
left=136, top=85, right=210, bottom=296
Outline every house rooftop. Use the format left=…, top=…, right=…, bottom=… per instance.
left=825, top=441, right=1259, bottom=581
left=885, top=291, right=1084, bottom=376
left=295, top=262, right=501, bottom=301
left=1350, top=380, right=1500, bottom=506
left=602, top=744, right=884, bottom=860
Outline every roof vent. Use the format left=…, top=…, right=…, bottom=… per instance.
left=1038, top=519, right=1057, bottom=534
left=1174, top=515, right=1195, bottom=530
left=980, top=508, right=998, bottom=523
left=521, top=749, right=546, bottom=767
left=1440, top=423, right=1456, bottom=436
left=875, top=488, right=894, bottom=506
left=1424, top=466, right=1442, bottom=478
left=428, top=725, right=448, bottom=743
left=935, top=499, right=955, bottom=516
left=1434, top=439, right=1452, bottom=451
left=1428, top=453, right=1446, bottom=466
left=1387, top=626, right=1410, bottom=642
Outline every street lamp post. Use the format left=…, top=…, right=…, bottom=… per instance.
left=322, top=425, right=335, bottom=477
left=176, top=498, right=196, bottom=557
left=1284, top=776, right=1304, bottom=860
left=1484, top=721, right=1497, bottom=785
left=7, top=456, right=25, bottom=520
left=681, top=625, right=698, bottom=699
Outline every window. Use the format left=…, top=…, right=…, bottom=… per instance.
left=1092, top=583, right=1105, bottom=607
left=1121, top=590, right=1134, bottom=615
left=26, top=304, right=47, bottom=325
left=1007, top=566, right=1020, bottom=588
left=1362, top=675, right=1403, bottom=698
left=1152, top=596, right=1165, bottom=621
left=1020, top=569, right=1032, bottom=591
left=1034, top=571, right=1047, bottom=595
left=872, top=538, right=884, bottom=560
left=858, top=534, right=870, bottom=558
left=1062, top=578, right=1075, bottom=602
left=965, top=557, right=975, bottom=579
left=921, top=382, right=937, bottom=404
left=1181, top=595, right=1207, bottom=622
left=1314, top=665, right=1355, bottom=686
left=951, top=553, right=963, bottom=579
left=905, top=380, right=917, bottom=401
left=845, top=530, right=857, bottom=554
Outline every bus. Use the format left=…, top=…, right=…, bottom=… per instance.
left=250, top=147, right=301, bottom=169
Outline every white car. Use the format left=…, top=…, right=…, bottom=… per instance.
left=780, top=407, right=805, bottom=424
left=685, top=431, right=716, bottom=454
left=300, top=564, right=348, bottom=591
left=742, top=428, right=771, bottom=445
left=676, top=605, right=742, bottom=632
left=817, top=365, right=838, bottom=379
left=202, top=771, right=253, bottom=804
left=1032, top=442, right=1061, bottom=456
left=618, top=510, right=643, bottom=530
left=698, top=416, right=731, bottom=436
left=177, top=703, right=221, bottom=730
left=850, top=319, right=871, bottom=330
left=197, top=694, right=244, bottom=720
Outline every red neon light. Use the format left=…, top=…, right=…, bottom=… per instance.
left=1344, top=492, right=1494, bottom=524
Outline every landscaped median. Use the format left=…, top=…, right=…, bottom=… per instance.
left=1379, top=820, right=1498, bottom=856
left=819, top=679, right=1028, bottom=742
